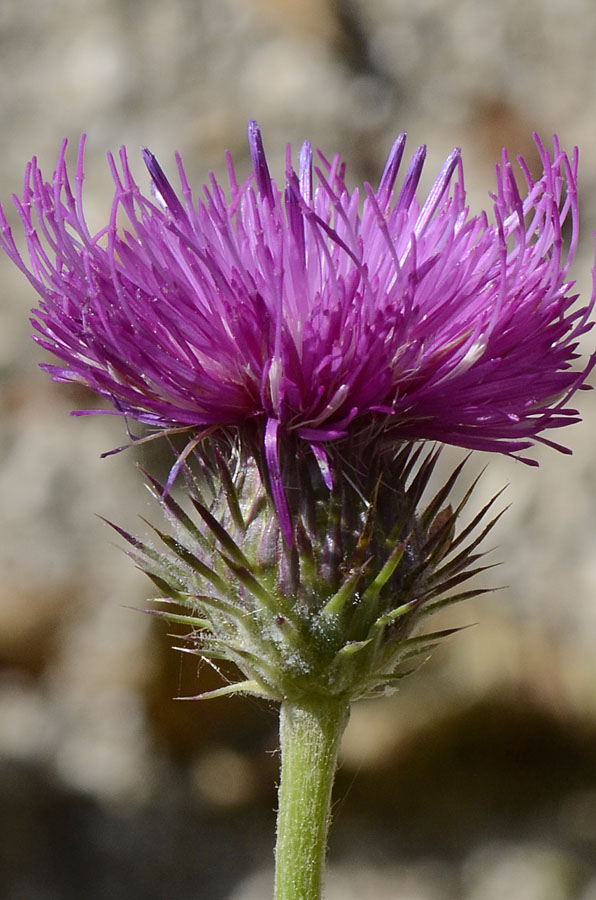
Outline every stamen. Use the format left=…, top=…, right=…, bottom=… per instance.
left=142, top=148, right=187, bottom=222
left=248, top=119, right=274, bottom=205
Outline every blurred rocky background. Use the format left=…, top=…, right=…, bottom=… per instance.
left=2, top=0, right=596, bottom=897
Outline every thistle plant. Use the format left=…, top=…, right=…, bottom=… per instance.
left=1, top=121, right=594, bottom=900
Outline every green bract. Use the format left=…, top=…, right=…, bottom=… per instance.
left=113, top=439, right=503, bottom=703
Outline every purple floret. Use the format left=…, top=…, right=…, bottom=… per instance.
left=1, top=121, right=594, bottom=538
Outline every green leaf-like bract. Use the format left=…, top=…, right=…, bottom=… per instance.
left=115, top=439, right=501, bottom=703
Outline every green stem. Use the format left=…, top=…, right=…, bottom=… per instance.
left=274, top=696, right=350, bottom=900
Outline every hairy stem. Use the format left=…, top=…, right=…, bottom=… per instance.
left=274, top=696, right=350, bottom=900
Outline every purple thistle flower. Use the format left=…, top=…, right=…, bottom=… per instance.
left=1, top=122, right=594, bottom=540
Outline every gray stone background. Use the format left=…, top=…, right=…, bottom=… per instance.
left=2, top=1, right=596, bottom=898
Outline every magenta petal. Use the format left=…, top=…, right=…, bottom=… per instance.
left=0, top=122, right=593, bottom=506
left=265, top=417, right=293, bottom=546
left=310, top=443, right=334, bottom=490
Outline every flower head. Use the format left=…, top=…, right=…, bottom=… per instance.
left=1, top=123, right=594, bottom=540
left=3, top=124, right=593, bottom=704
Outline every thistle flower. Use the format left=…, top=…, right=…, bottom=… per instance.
left=1, top=118, right=594, bottom=694
left=0, top=123, right=593, bottom=544
left=3, top=123, right=595, bottom=900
